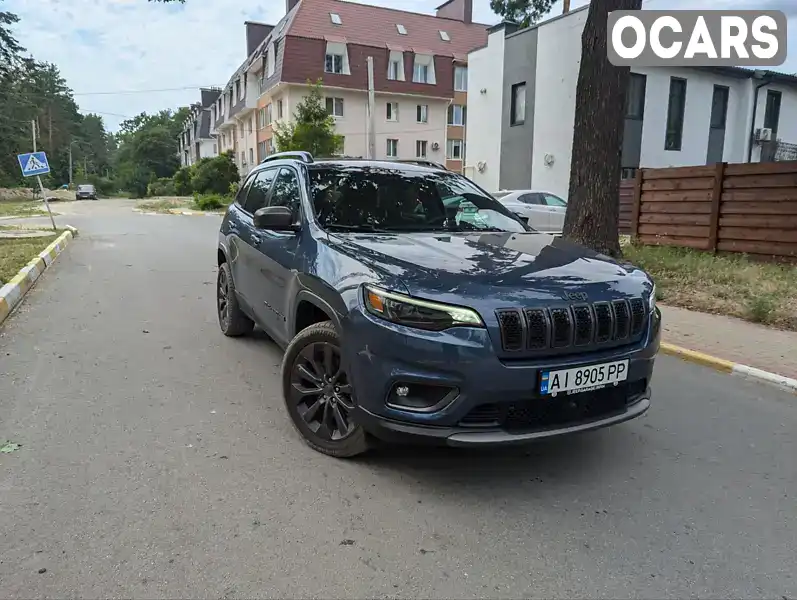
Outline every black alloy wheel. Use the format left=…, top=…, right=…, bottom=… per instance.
left=282, top=321, right=369, bottom=457
left=216, top=261, right=253, bottom=337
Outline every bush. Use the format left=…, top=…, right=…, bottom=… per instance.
left=173, top=166, right=193, bottom=195
left=193, top=193, right=230, bottom=211
left=147, top=177, right=177, bottom=197
left=191, top=152, right=239, bottom=195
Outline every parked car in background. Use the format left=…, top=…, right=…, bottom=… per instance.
left=493, top=190, right=567, bottom=232
left=76, top=184, right=97, bottom=200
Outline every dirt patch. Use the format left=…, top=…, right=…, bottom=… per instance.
left=135, top=197, right=195, bottom=213
left=623, top=244, right=797, bottom=331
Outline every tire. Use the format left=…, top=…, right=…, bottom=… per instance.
left=216, top=262, right=254, bottom=337
left=281, top=321, right=369, bottom=458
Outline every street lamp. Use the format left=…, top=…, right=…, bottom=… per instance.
left=747, top=70, right=774, bottom=163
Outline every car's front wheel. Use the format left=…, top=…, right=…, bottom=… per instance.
left=281, top=321, right=369, bottom=457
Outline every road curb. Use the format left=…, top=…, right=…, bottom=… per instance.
left=0, top=226, right=77, bottom=326
left=660, top=342, right=797, bottom=395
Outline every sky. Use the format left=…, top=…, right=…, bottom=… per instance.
left=5, top=0, right=795, bottom=132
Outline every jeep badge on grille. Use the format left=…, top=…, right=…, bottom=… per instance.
left=563, top=291, right=589, bottom=302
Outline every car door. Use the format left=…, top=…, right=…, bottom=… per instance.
left=249, top=166, right=304, bottom=344
left=226, top=174, right=257, bottom=309
left=235, top=168, right=278, bottom=316
left=542, top=193, right=567, bottom=232
left=517, top=193, right=549, bottom=230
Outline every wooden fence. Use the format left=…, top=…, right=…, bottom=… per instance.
left=619, top=161, right=797, bottom=261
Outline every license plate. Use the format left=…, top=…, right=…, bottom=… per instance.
left=540, top=359, right=629, bottom=396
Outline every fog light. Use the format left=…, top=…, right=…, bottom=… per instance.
left=387, top=382, right=459, bottom=413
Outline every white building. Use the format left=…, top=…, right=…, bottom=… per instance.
left=177, top=88, right=221, bottom=167
left=466, top=7, right=797, bottom=198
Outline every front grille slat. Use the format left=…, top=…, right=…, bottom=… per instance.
left=524, top=308, right=549, bottom=349
left=495, top=296, right=645, bottom=355
left=613, top=299, right=631, bottom=340
left=497, top=309, right=524, bottom=351
left=629, top=298, right=646, bottom=336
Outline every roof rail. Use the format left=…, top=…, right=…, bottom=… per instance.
left=261, top=151, right=314, bottom=164
left=393, top=159, right=448, bottom=171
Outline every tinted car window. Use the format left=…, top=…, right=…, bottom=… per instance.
left=77, top=185, right=94, bottom=192
left=543, top=194, right=567, bottom=207
left=268, top=168, right=301, bottom=214
left=518, top=193, right=542, bottom=205
left=243, top=168, right=277, bottom=214
left=307, top=165, right=526, bottom=233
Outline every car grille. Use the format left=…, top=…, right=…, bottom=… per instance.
left=495, top=298, right=647, bottom=355
left=458, top=379, right=648, bottom=432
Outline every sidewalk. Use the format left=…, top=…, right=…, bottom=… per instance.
left=660, top=304, right=797, bottom=380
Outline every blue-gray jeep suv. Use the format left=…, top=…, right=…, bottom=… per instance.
left=216, top=152, right=660, bottom=457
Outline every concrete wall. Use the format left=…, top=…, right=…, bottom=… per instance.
left=528, top=9, right=586, bottom=197
left=466, top=30, right=505, bottom=192
left=500, top=27, right=538, bottom=191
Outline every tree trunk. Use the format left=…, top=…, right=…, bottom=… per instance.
left=563, top=0, right=641, bottom=257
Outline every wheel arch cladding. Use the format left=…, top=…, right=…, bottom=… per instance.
left=293, top=292, right=341, bottom=336
left=218, top=248, right=227, bottom=265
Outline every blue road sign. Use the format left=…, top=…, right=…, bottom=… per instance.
left=17, top=152, right=50, bottom=177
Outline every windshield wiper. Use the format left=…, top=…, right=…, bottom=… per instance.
left=324, top=224, right=392, bottom=233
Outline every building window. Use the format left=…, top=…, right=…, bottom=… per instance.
left=396, top=24, right=407, bottom=35
left=416, top=140, right=427, bottom=158
left=387, top=50, right=405, bottom=81
left=710, top=85, right=729, bottom=129
left=249, top=148, right=254, bottom=165
left=266, top=43, right=276, bottom=78
left=235, top=80, right=241, bottom=101
left=412, top=54, right=435, bottom=84
left=241, top=151, right=246, bottom=166
left=387, top=138, right=398, bottom=157
left=448, top=104, right=466, bottom=126
left=386, top=102, right=398, bottom=121
left=330, top=12, right=342, bottom=25
left=454, top=66, right=468, bottom=92
left=240, top=126, right=244, bottom=139
left=277, top=99, right=284, bottom=119
left=446, top=139, right=463, bottom=160
left=416, top=104, right=428, bottom=123
left=439, top=30, right=450, bottom=41
left=213, top=143, right=217, bottom=155
left=266, top=103, right=273, bottom=125
left=335, top=136, right=345, bottom=155
left=665, top=77, right=687, bottom=151
left=510, top=82, right=526, bottom=126
left=257, top=108, right=265, bottom=129
left=325, top=97, right=344, bottom=118
left=626, top=73, right=646, bottom=120
left=325, top=53, right=344, bottom=74
left=764, top=89, right=782, bottom=137
left=258, top=141, right=266, bottom=160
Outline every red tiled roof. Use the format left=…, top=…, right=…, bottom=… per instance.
left=286, top=0, right=489, bottom=58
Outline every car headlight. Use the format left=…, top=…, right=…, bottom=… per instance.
left=364, top=285, right=484, bottom=331
left=648, top=283, right=657, bottom=312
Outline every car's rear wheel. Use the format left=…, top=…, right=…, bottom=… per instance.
left=282, top=321, right=369, bottom=457
left=217, top=262, right=254, bottom=337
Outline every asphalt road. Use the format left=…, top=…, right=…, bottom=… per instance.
left=1, top=201, right=795, bottom=599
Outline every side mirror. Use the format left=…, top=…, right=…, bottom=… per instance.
left=253, top=206, right=298, bottom=232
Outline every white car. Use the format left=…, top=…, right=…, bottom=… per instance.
left=492, top=190, right=567, bottom=233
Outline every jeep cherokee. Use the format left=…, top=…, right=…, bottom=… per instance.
left=216, top=152, right=660, bottom=457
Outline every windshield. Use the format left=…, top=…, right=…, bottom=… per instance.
left=307, top=166, right=528, bottom=234
left=491, top=191, right=511, bottom=199
left=77, top=185, right=94, bottom=192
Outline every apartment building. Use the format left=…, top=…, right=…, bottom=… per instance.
left=177, top=88, right=221, bottom=167
left=237, top=0, right=487, bottom=172
left=466, top=7, right=797, bottom=196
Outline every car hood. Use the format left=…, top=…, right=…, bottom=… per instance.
left=327, top=231, right=651, bottom=308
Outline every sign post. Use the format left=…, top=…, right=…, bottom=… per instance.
left=17, top=151, right=57, bottom=231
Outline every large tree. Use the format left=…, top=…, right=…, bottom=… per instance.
left=274, top=80, right=343, bottom=157
left=490, top=0, right=639, bottom=257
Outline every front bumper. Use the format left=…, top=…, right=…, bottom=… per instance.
left=343, top=306, right=660, bottom=447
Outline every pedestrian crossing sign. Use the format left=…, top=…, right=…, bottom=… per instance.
left=17, top=151, right=51, bottom=177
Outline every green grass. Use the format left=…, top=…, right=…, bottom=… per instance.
left=0, top=232, right=61, bottom=285
left=135, top=195, right=228, bottom=213
left=623, top=244, right=797, bottom=331
left=0, top=201, right=47, bottom=218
